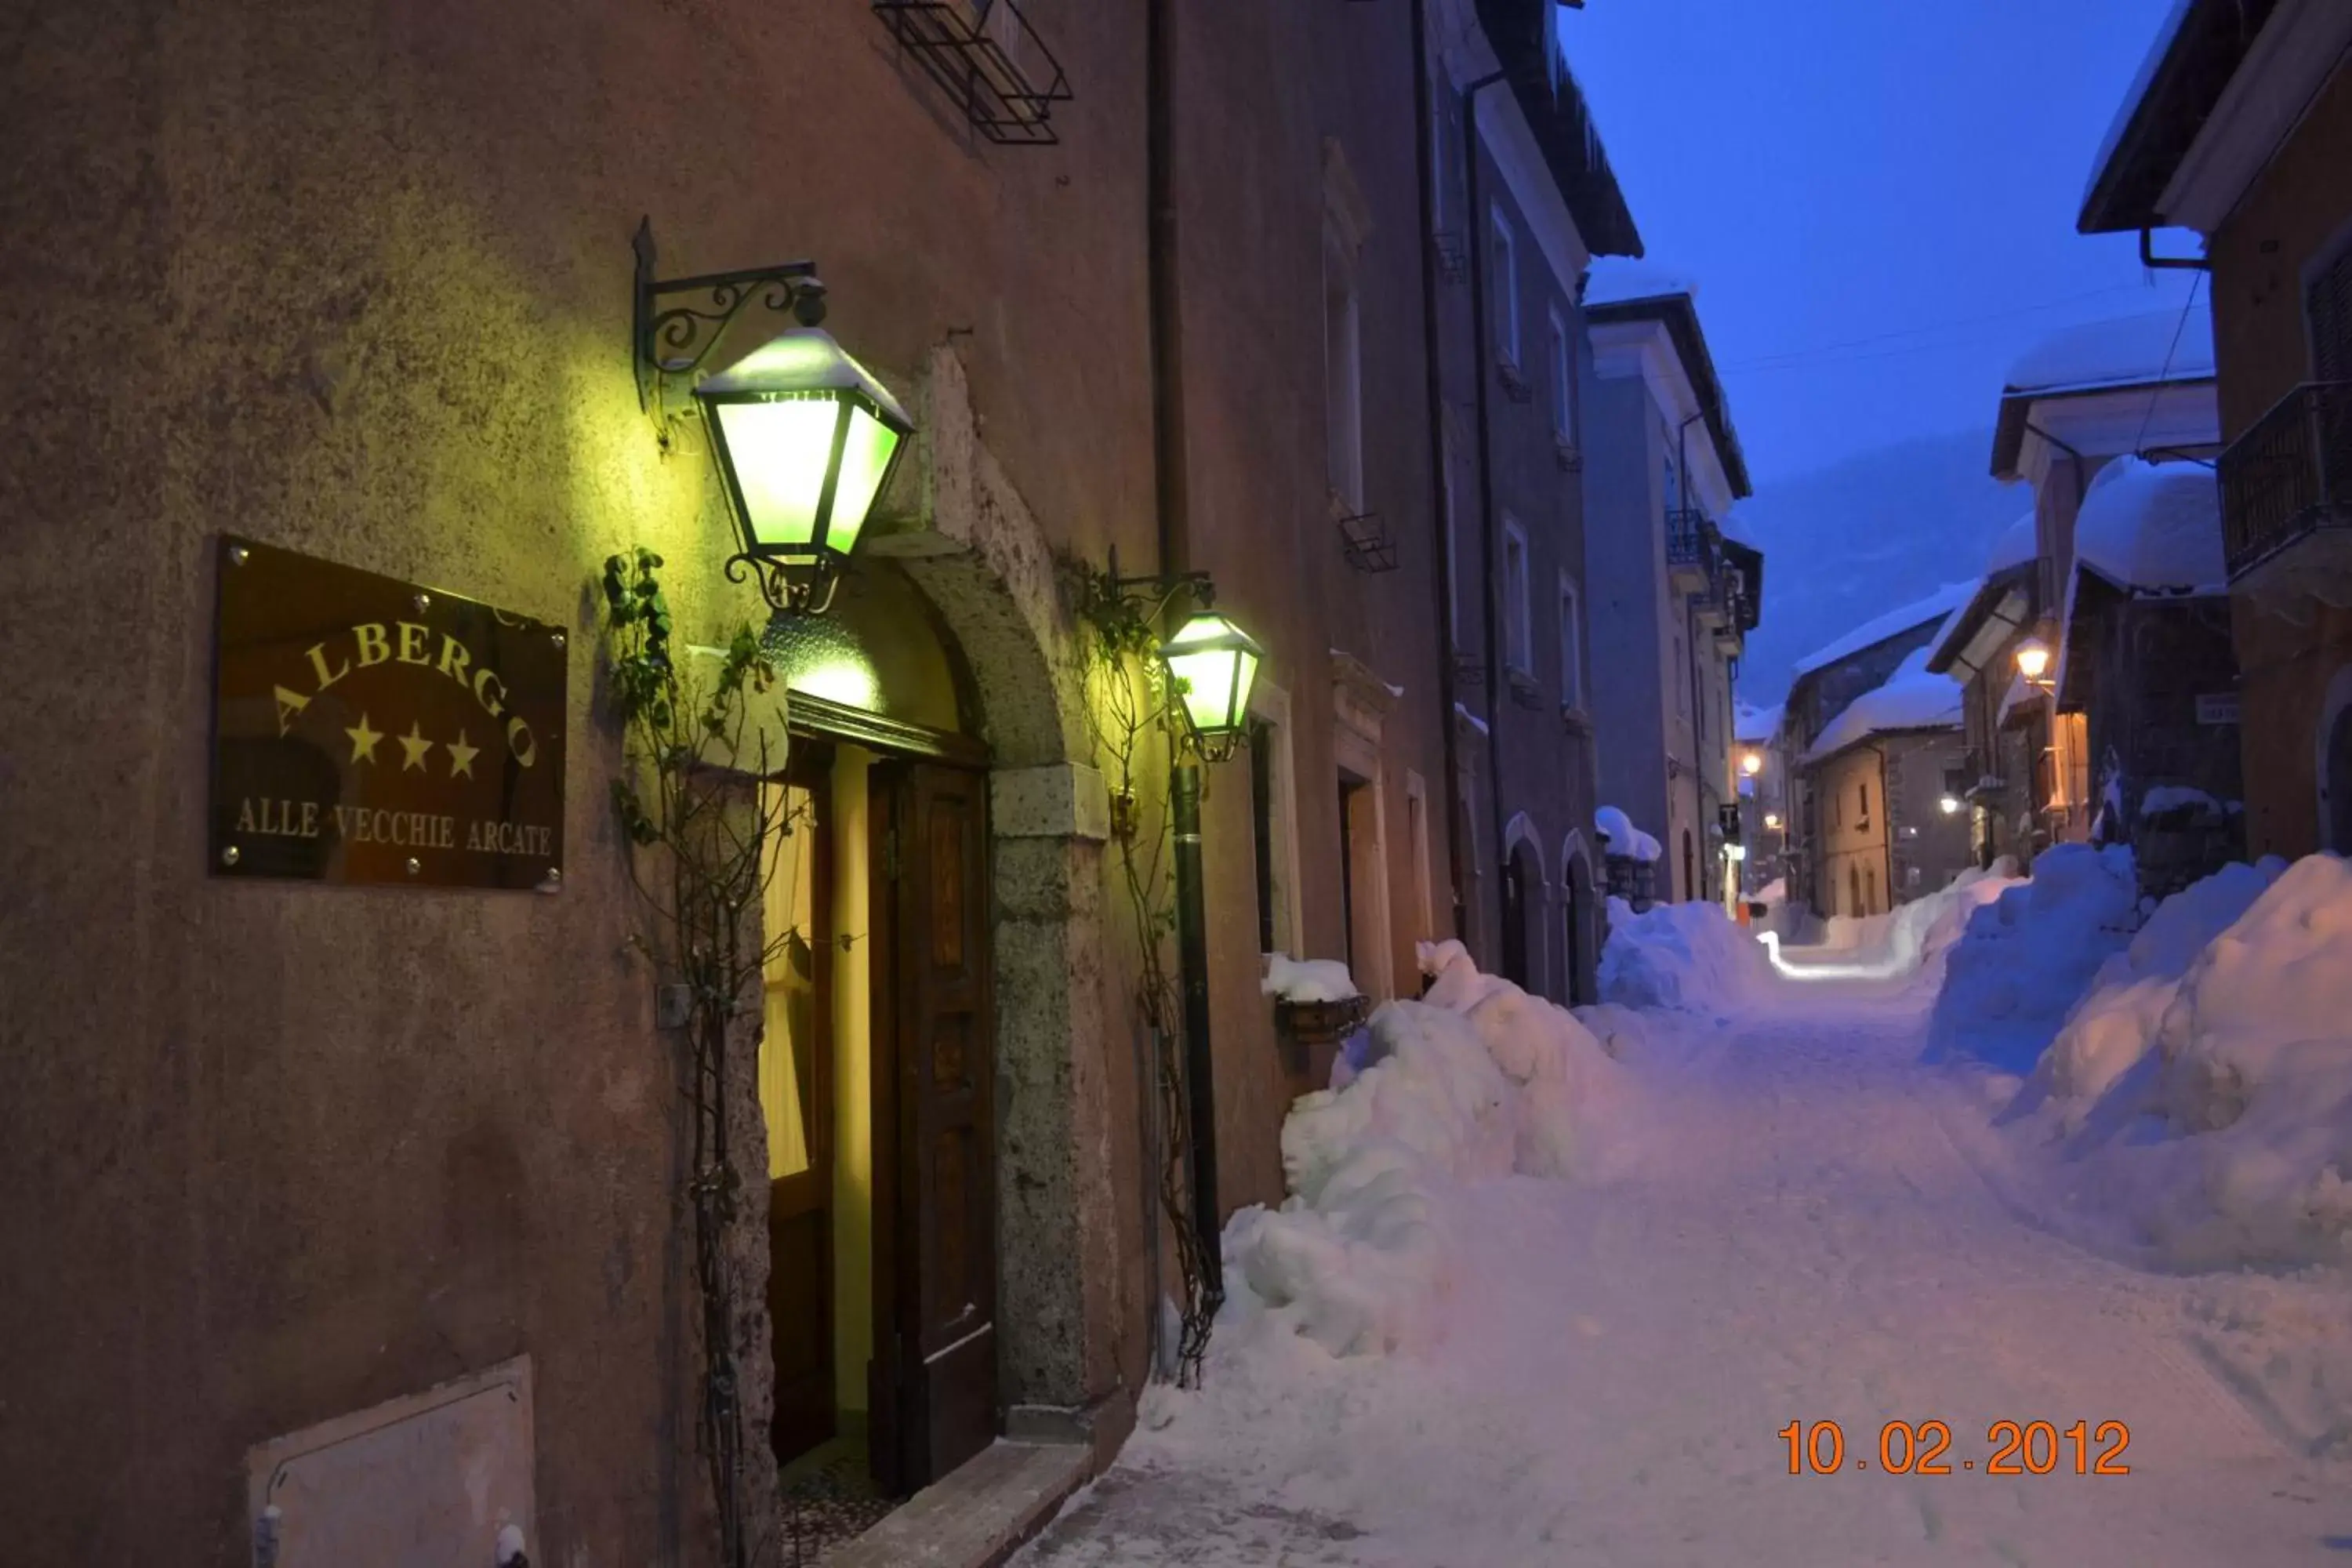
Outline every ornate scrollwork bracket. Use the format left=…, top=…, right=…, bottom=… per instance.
left=724, top=550, right=842, bottom=620
left=633, top=217, right=829, bottom=434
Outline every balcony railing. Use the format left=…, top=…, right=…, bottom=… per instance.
left=2220, top=381, right=2352, bottom=577
left=1665, top=507, right=1714, bottom=568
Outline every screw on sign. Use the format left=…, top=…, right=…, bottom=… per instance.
left=1780, top=1420, right=2132, bottom=1475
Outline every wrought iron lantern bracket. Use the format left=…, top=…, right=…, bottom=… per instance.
left=632, top=218, right=830, bottom=428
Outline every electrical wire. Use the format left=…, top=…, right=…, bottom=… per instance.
left=2131, top=271, right=2205, bottom=460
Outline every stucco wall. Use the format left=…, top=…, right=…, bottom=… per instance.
left=2209, top=58, right=2352, bottom=439
left=0, top=0, right=1163, bottom=1559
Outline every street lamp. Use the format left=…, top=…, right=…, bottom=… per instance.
left=2015, top=637, right=2053, bottom=686
left=1740, top=749, right=1765, bottom=777
left=698, top=329, right=913, bottom=615
left=1763, top=812, right=1782, bottom=830
left=1159, top=611, right=1265, bottom=762
left=632, top=220, right=913, bottom=617
left=1940, top=794, right=1963, bottom=815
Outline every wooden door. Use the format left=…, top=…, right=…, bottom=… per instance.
left=763, top=764, right=835, bottom=1465
left=869, top=761, right=996, bottom=1493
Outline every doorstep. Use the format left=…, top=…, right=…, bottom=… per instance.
left=822, top=1439, right=1092, bottom=1568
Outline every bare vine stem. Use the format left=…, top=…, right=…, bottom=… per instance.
left=602, top=547, right=812, bottom=1568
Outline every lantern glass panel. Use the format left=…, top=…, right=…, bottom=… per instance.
left=1163, top=614, right=1262, bottom=736
left=826, top=403, right=902, bottom=557
left=710, top=394, right=844, bottom=555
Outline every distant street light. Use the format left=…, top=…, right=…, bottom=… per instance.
left=1763, top=812, right=1782, bottom=830
left=1940, top=794, right=1963, bottom=815
left=1740, top=749, right=1765, bottom=776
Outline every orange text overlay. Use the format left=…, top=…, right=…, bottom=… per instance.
left=1780, top=1420, right=2132, bottom=1476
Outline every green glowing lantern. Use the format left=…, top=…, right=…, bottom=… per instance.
left=695, top=327, right=913, bottom=613
left=1159, top=611, right=1264, bottom=757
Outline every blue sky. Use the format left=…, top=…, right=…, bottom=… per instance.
left=1562, top=0, right=2201, bottom=483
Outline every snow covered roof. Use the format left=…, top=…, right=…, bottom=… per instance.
left=1718, top=506, right=1760, bottom=550
left=1735, top=702, right=1781, bottom=745
left=1595, top=804, right=1663, bottom=862
left=1584, top=256, right=1697, bottom=307
left=2071, top=456, right=2225, bottom=594
left=1791, top=580, right=1977, bottom=679
left=2003, top=307, right=2214, bottom=397
left=1802, top=648, right=1963, bottom=764
left=2082, top=0, right=2194, bottom=222
left=1987, top=510, right=2038, bottom=574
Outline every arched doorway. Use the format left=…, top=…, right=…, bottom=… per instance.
left=1562, top=834, right=1596, bottom=1006
left=1847, top=862, right=1862, bottom=918
left=1681, top=829, right=1695, bottom=902
left=1500, top=848, right=1530, bottom=988
left=760, top=559, right=999, bottom=1494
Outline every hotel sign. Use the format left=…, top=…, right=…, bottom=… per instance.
left=210, top=537, right=567, bottom=890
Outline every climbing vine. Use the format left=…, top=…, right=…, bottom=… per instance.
left=1064, top=557, right=1223, bottom=1387
left=602, top=546, right=804, bottom=1568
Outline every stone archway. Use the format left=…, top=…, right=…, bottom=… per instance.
left=1560, top=831, right=1596, bottom=1007
left=858, top=346, right=1126, bottom=1444
left=1501, top=812, right=1549, bottom=997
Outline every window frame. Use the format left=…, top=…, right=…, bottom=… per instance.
left=1556, top=570, right=1582, bottom=711
left=1490, top=204, right=1520, bottom=368
left=1503, top=516, right=1533, bottom=675
left=1548, top=303, right=1574, bottom=443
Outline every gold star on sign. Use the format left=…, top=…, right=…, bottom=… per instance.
left=346, top=713, right=383, bottom=765
left=398, top=721, right=435, bottom=771
left=445, top=729, right=479, bottom=780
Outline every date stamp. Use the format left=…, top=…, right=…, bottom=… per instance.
left=1780, top=1420, right=2132, bottom=1476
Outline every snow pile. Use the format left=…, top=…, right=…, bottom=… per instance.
left=2005, top=305, right=2214, bottom=395
left=2034, top=859, right=2282, bottom=1112
left=1801, top=646, right=1963, bottom=762
left=1219, top=943, right=1624, bottom=1356
left=1791, top=579, right=1976, bottom=677
left=1998, top=855, right=2352, bottom=1270
left=1594, top=804, right=1662, bottom=862
left=1809, top=864, right=2018, bottom=971
left=1262, top=954, right=1362, bottom=1004
left=2071, top=456, right=2226, bottom=594
left=1927, top=843, right=2140, bottom=1070
left=1599, top=898, right=1777, bottom=1011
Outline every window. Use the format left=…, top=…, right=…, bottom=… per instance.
left=1675, top=634, right=1688, bottom=715
left=1557, top=573, right=1582, bottom=710
left=1859, top=782, right=1870, bottom=821
left=2310, top=235, right=2352, bottom=380
left=1246, top=685, right=1301, bottom=955
left=1490, top=205, right=1519, bottom=366
left=1406, top=771, right=1436, bottom=937
left=1428, top=86, right=1447, bottom=235
left=1663, top=452, right=1681, bottom=518
left=1323, top=234, right=1363, bottom=511
left=1548, top=306, right=1574, bottom=444
left=1503, top=518, right=1532, bottom=673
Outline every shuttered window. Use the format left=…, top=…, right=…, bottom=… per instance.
left=2311, top=241, right=2352, bottom=381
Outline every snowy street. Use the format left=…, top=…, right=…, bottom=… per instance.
left=1015, top=973, right=2352, bottom=1566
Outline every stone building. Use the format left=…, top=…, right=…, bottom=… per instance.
left=1581, top=260, right=1760, bottom=907
left=1778, top=584, right=1973, bottom=916
left=1420, top=0, right=1643, bottom=1004
left=1795, top=653, right=1973, bottom=919
left=1933, top=309, right=2224, bottom=866
left=2081, top=0, right=2352, bottom=858
left=0, top=2, right=1465, bottom=1563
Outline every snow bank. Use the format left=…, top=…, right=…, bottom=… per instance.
left=1802, top=646, right=1963, bottom=763
left=1927, top=843, right=2139, bottom=1070
left=1262, top=954, right=1362, bottom=1004
left=1995, top=855, right=2352, bottom=1270
left=1219, top=944, right=1624, bottom=1356
left=1599, top=898, right=1777, bottom=1011
left=2071, top=456, right=2226, bottom=594
left=2034, top=859, right=2281, bottom=1112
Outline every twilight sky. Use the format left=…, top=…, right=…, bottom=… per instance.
left=1561, top=0, right=2202, bottom=484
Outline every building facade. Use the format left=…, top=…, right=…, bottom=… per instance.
left=0, top=2, right=1473, bottom=1562
left=2081, top=0, right=2352, bottom=858
left=1421, top=0, right=1643, bottom=1004
left=1581, top=263, right=1760, bottom=909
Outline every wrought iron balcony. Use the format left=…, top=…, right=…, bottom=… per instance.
left=2220, top=381, right=2352, bottom=578
left=1667, top=507, right=1717, bottom=590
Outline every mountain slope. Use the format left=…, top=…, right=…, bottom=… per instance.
left=1733, top=428, right=2023, bottom=703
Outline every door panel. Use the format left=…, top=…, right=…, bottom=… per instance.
left=870, top=761, right=996, bottom=1492
left=763, top=768, right=835, bottom=1465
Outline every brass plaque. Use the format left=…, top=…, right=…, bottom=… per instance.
left=210, top=536, right=567, bottom=890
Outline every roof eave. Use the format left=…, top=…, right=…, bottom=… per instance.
left=1475, top=0, right=1645, bottom=260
